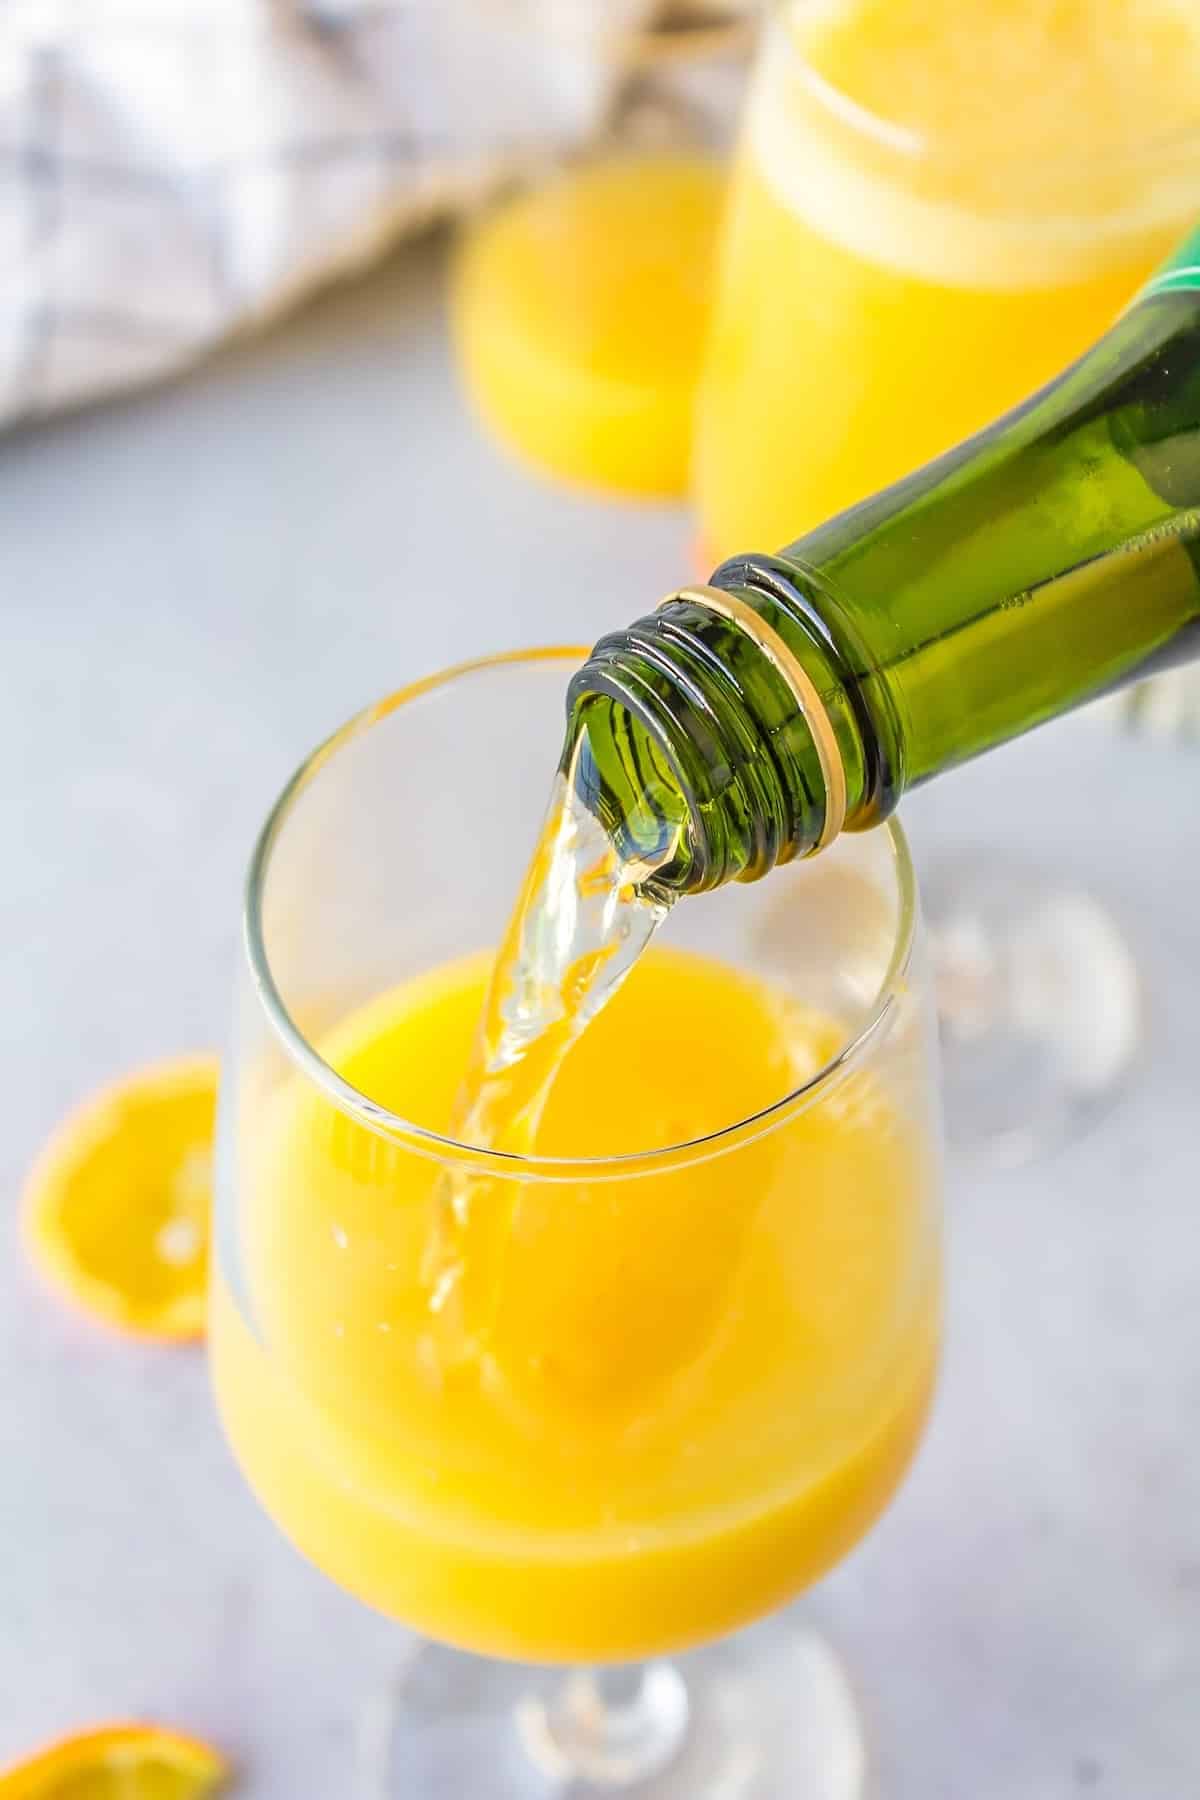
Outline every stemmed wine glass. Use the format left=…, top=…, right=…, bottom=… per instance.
left=211, top=648, right=943, bottom=1796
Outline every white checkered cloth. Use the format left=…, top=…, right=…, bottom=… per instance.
left=0, top=0, right=655, bottom=426
left=2, top=2, right=1197, bottom=733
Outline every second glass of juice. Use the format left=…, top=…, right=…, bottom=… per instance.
left=695, top=0, right=1200, bottom=556
left=695, top=0, right=1200, bottom=1158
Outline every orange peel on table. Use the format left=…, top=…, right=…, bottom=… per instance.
left=0, top=1723, right=228, bottom=1797
left=22, top=1055, right=220, bottom=1342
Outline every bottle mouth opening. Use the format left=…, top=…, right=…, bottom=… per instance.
left=566, top=587, right=832, bottom=896
left=563, top=664, right=709, bottom=897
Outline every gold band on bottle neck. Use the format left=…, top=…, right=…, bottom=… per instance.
left=658, top=584, right=848, bottom=854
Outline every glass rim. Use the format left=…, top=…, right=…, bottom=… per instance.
left=774, top=0, right=1200, bottom=174
left=243, top=647, right=919, bottom=1183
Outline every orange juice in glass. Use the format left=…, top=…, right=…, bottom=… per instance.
left=693, top=0, right=1200, bottom=1160
left=211, top=650, right=943, bottom=1797
left=695, top=0, right=1200, bottom=560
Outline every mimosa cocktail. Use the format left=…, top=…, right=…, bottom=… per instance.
left=695, top=0, right=1200, bottom=558
left=211, top=651, right=943, bottom=1794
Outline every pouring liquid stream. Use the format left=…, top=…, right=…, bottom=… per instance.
left=420, top=724, right=681, bottom=1380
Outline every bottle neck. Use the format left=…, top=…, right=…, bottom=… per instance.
left=568, top=275, right=1200, bottom=896
left=766, top=289, right=1200, bottom=795
left=562, top=571, right=888, bottom=895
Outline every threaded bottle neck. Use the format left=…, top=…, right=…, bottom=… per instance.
left=564, top=578, right=872, bottom=897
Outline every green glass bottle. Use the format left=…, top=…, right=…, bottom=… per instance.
left=566, top=231, right=1200, bottom=897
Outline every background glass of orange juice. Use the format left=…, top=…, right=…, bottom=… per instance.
left=211, top=649, right=943, bottom=1797
left=696, top=0, right=1200, bottom=1159
left=450, top=4, right=755, bottom=501
left=695, top=0, right=1200, bottom=556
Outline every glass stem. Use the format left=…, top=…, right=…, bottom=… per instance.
left=516, top=1661, right=691, bottom=1790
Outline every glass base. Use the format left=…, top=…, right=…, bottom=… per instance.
left=362, top=1618, right=866, bottom=1798
left=926, top=855, right=1142, bottom=1166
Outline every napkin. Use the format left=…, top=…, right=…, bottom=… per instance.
left=0, top=0, right=665, bottom=428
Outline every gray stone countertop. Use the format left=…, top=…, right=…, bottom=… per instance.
left=2, top=236, right=1197, bottom=1797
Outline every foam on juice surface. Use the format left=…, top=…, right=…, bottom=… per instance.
left=751, top=0, right=1200, bottom=289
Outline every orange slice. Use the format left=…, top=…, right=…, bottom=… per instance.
left=0, top=1723, right=227, bottom=1797
left=22, top=1056, right=219, bottom=1341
